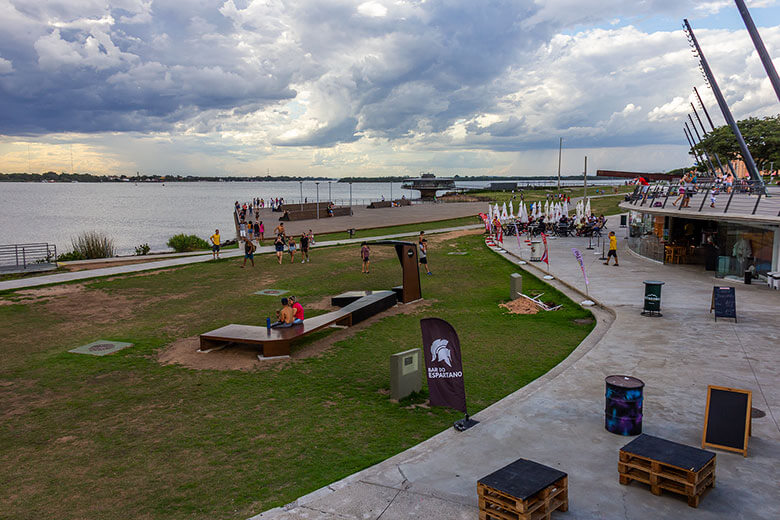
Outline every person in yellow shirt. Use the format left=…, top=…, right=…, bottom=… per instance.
left=604, top=231, right=619, bottom=266
left=210, top=229, right=220, bottom=259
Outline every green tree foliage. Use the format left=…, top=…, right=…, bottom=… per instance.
left=167, top=234, right=209, bottom=252
left=694, top=115, right=780, bottom=171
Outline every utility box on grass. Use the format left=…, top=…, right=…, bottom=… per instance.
left=390, top=348, right=422, bottom=400
left=511, top=273, right=523, bottom=299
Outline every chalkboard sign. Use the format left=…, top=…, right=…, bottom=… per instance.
left=710, top=286, right=736, bottom=322
left=702, top=385, right=751, bottom=457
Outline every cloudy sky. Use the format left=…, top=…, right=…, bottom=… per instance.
left=0, top=0, right=779, bottom=178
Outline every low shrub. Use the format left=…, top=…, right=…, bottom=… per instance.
left=134, top=243, right=151, bottom=256
left=167, top=234, right=209, bottom=252
left=57, top=250, right=86, bottom=262
left=71, top=231, right=115, bottom=259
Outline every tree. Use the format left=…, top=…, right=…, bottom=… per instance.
left=694, top=115, right=780, bottom=171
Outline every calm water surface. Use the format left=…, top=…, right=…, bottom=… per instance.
left=1, top=179, right=621, bottom=255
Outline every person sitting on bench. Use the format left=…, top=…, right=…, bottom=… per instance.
left=270, top=297, right=295, bottom=328
left=289, top=295, right=304, bottom=324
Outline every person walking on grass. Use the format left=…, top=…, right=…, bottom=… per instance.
left=419, top=238, right=432, bottom=275
left=258, top=221, right=265, bottom=243
left=210, top=229, right=221, bottom=259
left=241, top=237, right=255, bottom=268
left=361, top=242, right=370, bottom=273
left=300, top=233, right=310, bottom=263
left=288, top=236, right=297, bottom=263
left=604, top=231, right=619, bottom=266
left=274, top=233, right=285, bottom=264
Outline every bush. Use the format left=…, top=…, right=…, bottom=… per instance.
left=56, top=250, right=86, bottom=262
left=167, top=234, right=210, bottom=252
left=71, top=231, right=115, bottom=259
left=134, top=243, right=151, bottom=256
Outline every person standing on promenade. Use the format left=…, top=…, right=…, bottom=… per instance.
left=274, top=233, right=285, bottom=264
left=258, top=221, right=265, bottom=243
left=210, top=229, right=221, bottom=259
left=241, top=237, right=255, bottom=268
left=361, top=242, right=370, bottom=274
left=288, top=236, right=297, bottom=263
left=300, top=233, right=310, bottom=263
left=418, top=238, right=432, bottom=275
left=604, top=231, right=619, bottom=266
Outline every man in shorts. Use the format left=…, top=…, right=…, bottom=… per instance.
left=210, top=229, right=221, bottom=259
left=419, top=238, right=432, bottom=275
left=300, top=233, right=310, bottom=263
left=241, top=237, right=255, bottom=268
left=604, top=231, right=619, bottom=266
left=361, top=242, right=370, bottom=274
left=270, top=298, right=294, bottom=328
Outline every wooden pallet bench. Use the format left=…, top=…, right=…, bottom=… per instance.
left=619, top=434, right=715, bottom=508
left=478, top=459, right=568, bottom=520
left=199, top=291, right=397, bottom=357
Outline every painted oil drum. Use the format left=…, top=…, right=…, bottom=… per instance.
left=605, top=375, right=645, bottom=436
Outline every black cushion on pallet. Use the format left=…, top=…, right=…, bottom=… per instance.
left=340, top=290, right=397, bottom=324
left=621, top=434, right=714, bottom=472
left=479, top=458, right=567, bottom=501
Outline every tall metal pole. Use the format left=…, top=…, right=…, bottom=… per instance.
left=583, top=155, right=587, bottom=198
left=316, top=182, right=320, bottom=219
left=349, top=182, right=353, bottom=215
left=390, top=182, right=393, bottom=201
left=734, top=0, right=780, bottom=102
left=683, top=124, right=705, bottom=168
left=684, top=19, right=764, bottom=188
left=328, top=181, right=332, bottom=203
left=299, top=181, right=303, bottom=210
left=557, top=137, right=563, bottom=191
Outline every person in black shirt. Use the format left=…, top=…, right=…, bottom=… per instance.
left=241, top=237, right=255, bottom=268
left=300, top=233, right=310, bottom=263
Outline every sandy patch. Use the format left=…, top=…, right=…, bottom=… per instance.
left=499, top=297, right=539, bottom=315
left=63, top=257, right=190, bottom=272
left=157, top=299, right=433, bottom=372
left=426, top=228, right=481, bottom=244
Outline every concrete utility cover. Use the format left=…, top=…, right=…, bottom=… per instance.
left=69, top=340, right=134, bottom=356
left=447, top=252, right=468, bottom=255
left=254, top=289, right=289, bottom=296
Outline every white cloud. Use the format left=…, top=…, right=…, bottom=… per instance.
left=357, top=2, right=388, bottom=18
left=0, top=56, right=13, bottom=74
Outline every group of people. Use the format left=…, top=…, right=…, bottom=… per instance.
left=272, top=223, right=314, bottom=265
left=270, top=295, right=305, bottom=328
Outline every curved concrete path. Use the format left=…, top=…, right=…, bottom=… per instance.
left=251, top=227, right=779, bottom=519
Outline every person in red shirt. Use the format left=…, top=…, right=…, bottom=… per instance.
left=289, top=295, right=304, bottom=324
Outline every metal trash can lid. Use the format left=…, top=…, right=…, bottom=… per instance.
left=605, top=375, right=645, bottom=389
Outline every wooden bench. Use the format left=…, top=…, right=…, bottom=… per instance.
left=367, top=199, right=411, bottom=209
left=279, top=202, right=333, bottom=212
left=279, top=206, right=351, bottom=221
left=199, top=291, right=397, bottom=357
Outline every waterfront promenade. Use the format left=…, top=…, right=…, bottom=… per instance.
left=252, top=227, right=779, bottom=519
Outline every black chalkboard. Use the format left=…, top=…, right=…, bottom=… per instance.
left=702, top=385, right=751, bottom=456
left=710, top=286, right=736, bottom=322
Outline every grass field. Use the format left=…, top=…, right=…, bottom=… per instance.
left=0, top=231, right=594, bottom=520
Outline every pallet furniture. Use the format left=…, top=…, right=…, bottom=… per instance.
left=619, top=434, right=715, bottom=508
left=199, top=291, right=397, bottom=357
left=478, top=458, right=568, bottom=520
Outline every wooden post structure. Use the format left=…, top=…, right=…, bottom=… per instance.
left=371, top=240, right=422, bottom=303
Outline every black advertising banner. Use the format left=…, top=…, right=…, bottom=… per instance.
left=420, top=318, right=467, bottom=413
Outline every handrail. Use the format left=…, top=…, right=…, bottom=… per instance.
left=0, top=243, right=57, bottom=269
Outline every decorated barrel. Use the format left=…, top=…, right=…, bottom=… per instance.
left=605, top=375, right=644, bottom=436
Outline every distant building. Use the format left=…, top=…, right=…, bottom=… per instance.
left=402, top=175, right=455, bottom=200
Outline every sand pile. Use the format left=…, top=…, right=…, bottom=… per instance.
left=499, top=298, right=539, bottom=315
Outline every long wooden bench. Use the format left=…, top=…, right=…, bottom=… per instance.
left=278, top=206, right=351, bottom=221
left=199, top=291, right=397, bottom=357
left=279, top=202, right=333, bottom=212
left=367, top=199, right=411, bottom=209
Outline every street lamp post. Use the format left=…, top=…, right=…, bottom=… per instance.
left=328, top=181, right=332, bottom=204
left=390, top=182, right=393, bottom=202
left=315, top=182, right=320, bottom=219
left=349, top=182, right=353, bottom=215
left=557, top=137, right=563, bottom=191
left=299, top=181, right=303, bottom=210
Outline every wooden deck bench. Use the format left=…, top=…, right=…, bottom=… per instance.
left=279, top=206, right=351, bottom=221
left=199, top=291, right=397, bottom=358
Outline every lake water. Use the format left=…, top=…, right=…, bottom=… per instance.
left=0, top=179, right=622, bottom=255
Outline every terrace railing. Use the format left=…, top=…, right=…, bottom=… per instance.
left=0, top=243, right=58, bottom=271
left=625, top=179, right=779, bottom=217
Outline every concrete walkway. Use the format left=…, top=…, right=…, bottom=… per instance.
left=0, top=224, right=481, bottom=292
left=252, top=225, right=780, bottom=519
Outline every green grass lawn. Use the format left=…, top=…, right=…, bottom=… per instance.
left=0, top=232, right=594, bottom=520
left=307, top=214, right=478, bottom=242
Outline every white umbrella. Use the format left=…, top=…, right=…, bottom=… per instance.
left=544, top=200, right=549, bottom=218
left=585, top=198, right=591, bottom=218
left=494, top=203, right=500, bottom=219
left=520, top=203, right=528, bottom=224
left=509, top=201, right=514, bottom=219
left=488, top=204, right=493, bottom=220
left=563, top=200, right=569, bottom=216
left=501, top=202, right=508, bottom=220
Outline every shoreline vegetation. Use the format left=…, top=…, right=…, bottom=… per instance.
left=2, top=172, right=673, bottom=183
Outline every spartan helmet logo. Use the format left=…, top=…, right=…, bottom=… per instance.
left=430, top=338, right=452, bottom=367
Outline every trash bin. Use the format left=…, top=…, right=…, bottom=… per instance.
left=641, top=280, right=664, bottom=316
left=605, top=375, right=644, bottom=436
left=744, top=270, right=752, bottom=285
left=530, top=240, right=542, bottom=261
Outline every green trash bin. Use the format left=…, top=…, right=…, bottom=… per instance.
left=642, top=280, right=664, bottom=316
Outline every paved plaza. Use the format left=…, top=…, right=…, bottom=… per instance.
left=253, top=224, right=780, bottom=520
